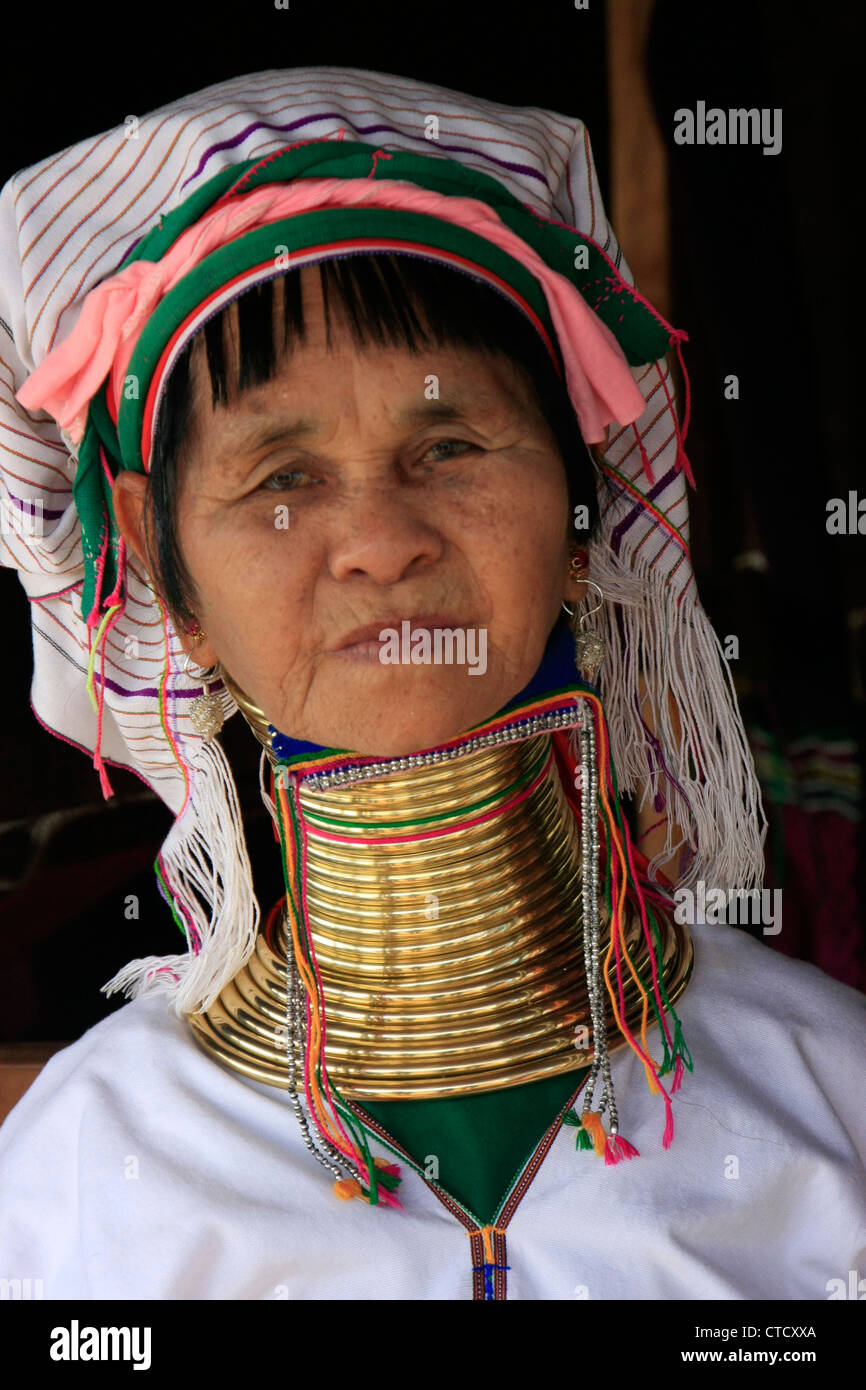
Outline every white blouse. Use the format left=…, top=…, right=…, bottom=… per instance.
left=1, top=919, right=864, bottom=1301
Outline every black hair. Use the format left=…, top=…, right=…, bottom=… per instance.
left=146, top=253, right=600, bottom=626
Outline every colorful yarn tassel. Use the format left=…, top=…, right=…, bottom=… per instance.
left=559, top=688, right=694, bottom=1164
left=334, top=1158, right=402, bottom=1204
left=605, top=1133, right=640, bottom=1166
left=565, top=1109, right=640, bottom=1165
left=577, top=1109, right=608, bottom=1157
left=274, top=773, right=403, bottom=1210
left=563, top=1112, right=598, bottom=1152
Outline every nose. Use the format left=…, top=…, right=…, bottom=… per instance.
left=327, top=483, right=444, bottom=587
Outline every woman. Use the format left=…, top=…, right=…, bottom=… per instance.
left=0, top=66, right=863, bottom=1301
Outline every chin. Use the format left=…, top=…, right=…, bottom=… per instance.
left=306, top=684, right=502, bottom=758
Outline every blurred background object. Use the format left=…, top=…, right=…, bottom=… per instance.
left=643, top=0, right=864, bottom=987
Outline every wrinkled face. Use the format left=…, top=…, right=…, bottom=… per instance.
left=116, top=267, right=580, bottom=756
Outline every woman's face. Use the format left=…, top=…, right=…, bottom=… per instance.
left=115, top=267, right=583, bottom=756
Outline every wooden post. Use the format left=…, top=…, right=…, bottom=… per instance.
left=605, top=0, right=672, bottom=319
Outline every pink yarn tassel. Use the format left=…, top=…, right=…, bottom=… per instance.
left=662, top=1091, right=675, bottom=1149
left=375, top=1160, right=402, bottom=1178
left=605, top=1134, right=640, bottom=1165
left=93, top=750, right=114, bottom=800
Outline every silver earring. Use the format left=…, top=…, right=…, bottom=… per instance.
left=563, top=579, right=606, bottom=685
left=182, top=647, right=225, bottom=741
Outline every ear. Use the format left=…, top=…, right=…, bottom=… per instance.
left=112, top=471, right=150, bottom=572
left=112, top=471, right=218, bottom=669
left=563, top=569, right=589, bottom=610
left=563, top=539, right=590, bottom=610
left=176, top=629, right=220, bottom=671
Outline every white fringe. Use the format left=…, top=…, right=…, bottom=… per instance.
left=584, top=535, right=768, bottom=893
left=101, top=736, right=260, bottom=1017
left=259, top=746, right=279, bottom=827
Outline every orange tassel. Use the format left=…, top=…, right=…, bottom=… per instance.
left=580, top=1110, right=608, bottom=1157
left=333, top=1177, right=363, bottom=1202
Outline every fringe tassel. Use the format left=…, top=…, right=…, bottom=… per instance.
left=606, top=1133, right=640, bottom=1165
left=101, top=736, right=261, bottom=1015
left=582, top=537, right=767, bottom=893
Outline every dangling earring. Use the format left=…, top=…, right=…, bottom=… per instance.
left=562, top=551, right=606, bottom=684
left=182, top=629, right=225, bottom=741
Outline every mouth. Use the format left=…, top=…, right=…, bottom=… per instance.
left=330, top=614, right=473, bottom=664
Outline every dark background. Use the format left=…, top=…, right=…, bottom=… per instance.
left=1, top=0, right=863, bottom=1043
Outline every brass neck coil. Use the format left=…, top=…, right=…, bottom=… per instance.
left=187, top=699, right=693, bottom=1100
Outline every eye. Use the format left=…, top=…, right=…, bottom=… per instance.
left=260, top=468, right=317, bottom=492
left=421, top=438, right=478, bottom=464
